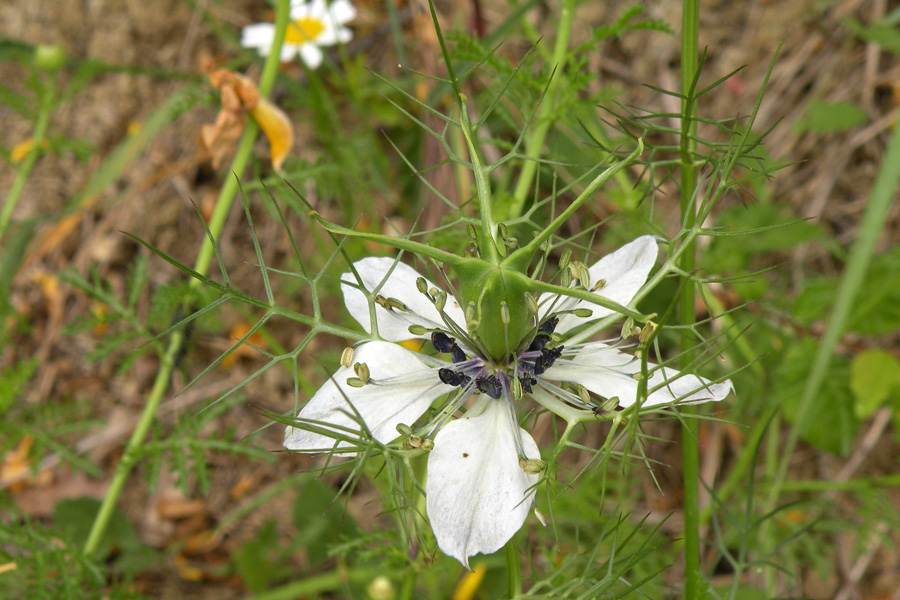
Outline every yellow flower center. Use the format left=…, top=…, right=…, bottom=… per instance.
left=285, top=17, right=325, bottom=44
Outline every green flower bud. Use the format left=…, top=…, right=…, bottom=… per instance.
left=367, top=576, right=396, bottom=600
left=34, top=44, right=66, bottom=72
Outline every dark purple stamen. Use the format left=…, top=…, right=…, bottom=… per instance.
left=432, top=331, right=468, bottom=364
left=439, top=368, right=471, bottom=387
left=475, top=375, right=503, bottom=399
left=431, top=332, right=455, bottom=353
left=533, top=346, right=563, bottom=376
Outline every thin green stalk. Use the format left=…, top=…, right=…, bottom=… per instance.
left=0, top=75, right=55, bottom=247
left=505, top=538, right=522, bottom=598
left=459, top=99, right=500, bottom=263
left=509, top=0, right=576, bottom=217
left=82, top=0, right=292, bottom=558
left=678, top=0, right=701, bottom=598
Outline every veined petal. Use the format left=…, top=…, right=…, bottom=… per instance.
left=544, top=342, right=732, bottom=408
left=342, top=257, right=465, bottom=342
left=426, top=400, right=540, bottom=568
left=549, top=236, right=659, bottom=334
left=284, top=341, right=446, bottom=450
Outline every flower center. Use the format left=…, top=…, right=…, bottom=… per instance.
left=285, top=17, right=325, bottom=44
left=432, top=316, right=564, bottom=400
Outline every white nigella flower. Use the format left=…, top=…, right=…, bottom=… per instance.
left=241, top=0, right=356, bottom=69
left=284, top=236, right=733, bottom=567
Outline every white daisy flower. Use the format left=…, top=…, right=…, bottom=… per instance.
left=241, top=0, right=356, bottom=69
left=284, top=236, right=733, bottom=567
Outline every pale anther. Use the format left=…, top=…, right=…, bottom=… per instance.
left=340, top=346, right=354, bottom=367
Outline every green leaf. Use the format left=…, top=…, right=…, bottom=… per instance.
left=850, top=350, right=900, bottom=418
left=776, top=338, right=859, bottom=456
left=232, top=520, right=292, bottom=593
left=292, top=479, right=359, bottom=566
left=793, top=247, right=900, bottom=335
left=843, top=17, right=900, bottom=53
left=53, top=497, right=158, bottom=575
left=792, top=98, right=868, bottom=134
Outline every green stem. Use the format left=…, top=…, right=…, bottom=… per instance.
left=762, top=107, right=900, bottom=543
left=82, top=0, right=292, bottom=559
left=0, top=74, right=55, bottom=247
left=459, top=98, right=500, bottom=263
left=509, top=139, right=644, bottom=264
left=509, top=0, right=576, bottom=217
left=678, top=0, right=701, bottom=598
left=505, top=538, right=522, bottom=598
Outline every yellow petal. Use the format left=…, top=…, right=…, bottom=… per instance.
left=249, top=97, right=294, bottom=174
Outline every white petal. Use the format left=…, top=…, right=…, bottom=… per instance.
left=341, top=257, right=466, bottom=342
left=284, top=341, right=447, bottom=450
left=298, top=43, right=324, bottom=68
left=426, top=400, right=540, bottom=567
left=280, top=43, right=301, bottom=62
left=547, top=236, right=659, bottom=334
left=543, top=342, right=732, bottom=408
left=289, top=0, right=317, bottom=18
left=241, top=23, right=275, bottom=52
left=316, top=25, right=352, bottom=46
left=327, top=0, right=357, bottom=25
